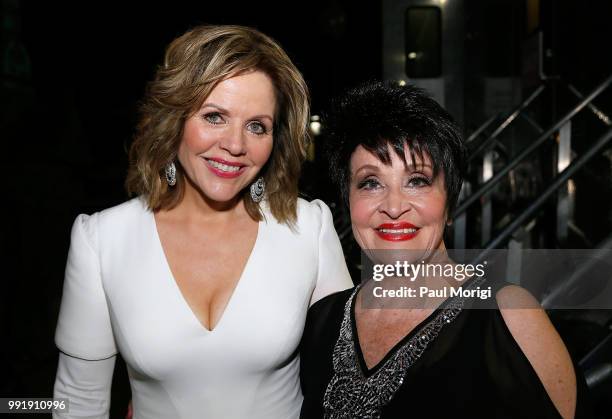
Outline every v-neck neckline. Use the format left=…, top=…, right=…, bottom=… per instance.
left=349, top=283, right=462, bottom=377
left=148, top=201, right=265, bottom=333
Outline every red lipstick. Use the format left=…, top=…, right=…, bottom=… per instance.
left=375, top=222, right=419, bottom=241
left=204, top=157, right=246, bottom=179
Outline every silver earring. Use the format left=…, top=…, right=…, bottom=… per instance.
left=165, top=162, right=176, bottom=186
left=250, top=177, right=265, bottom=203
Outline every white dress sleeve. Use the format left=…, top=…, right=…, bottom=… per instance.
left=53, top=353, right=116, bottom=419
left=310, top=200, right=354, bottom=306
left=53, top=214, right=117, bottom=418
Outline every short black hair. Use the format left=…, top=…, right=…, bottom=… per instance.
left=323, top=80, right=467, bottom=216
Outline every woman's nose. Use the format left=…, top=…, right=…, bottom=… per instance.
left=378, top=189, right=411, bottom=219
left=219, top=124, right=247, bottom=156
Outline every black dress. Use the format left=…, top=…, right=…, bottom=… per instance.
left=300, top=281, right=591, bottom=419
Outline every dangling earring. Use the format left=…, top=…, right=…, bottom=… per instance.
left=250, top=177, right=265, bottom=203
left=165, top=162, right=176, bottom=186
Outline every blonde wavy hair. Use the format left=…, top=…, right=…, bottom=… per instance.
left=125, top=25, right=310, bottom=225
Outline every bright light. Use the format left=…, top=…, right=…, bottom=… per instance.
left=408, top=52, right=417, bottom=60
left=310, top=121, right=322, bottom=136
left=398, top=80, right=407, bottom=86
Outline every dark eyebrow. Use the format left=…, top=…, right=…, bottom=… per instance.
left=353, top=162, right=433, bottom=177
left=353, top=164, right=380, bottom=178
left=404, top=162, right=433, bottom=171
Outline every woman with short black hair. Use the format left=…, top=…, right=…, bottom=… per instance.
left=300, top=81, right=588, bottom=419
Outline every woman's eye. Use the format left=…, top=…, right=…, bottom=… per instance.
left=407, top=176, right=431, bottom=188
left=247, top=121, right=267, bottom=135
left=203, top=112, right=224, bottom=125
left=357, top=178, right=382, bottom=190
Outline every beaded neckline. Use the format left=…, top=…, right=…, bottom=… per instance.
left=322, top=277, right=485, bottom=418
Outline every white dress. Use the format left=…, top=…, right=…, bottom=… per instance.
left=53, top=197, right=353, bottom=419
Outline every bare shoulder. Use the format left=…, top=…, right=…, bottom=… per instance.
left=496, top=285, right=577, bottom=419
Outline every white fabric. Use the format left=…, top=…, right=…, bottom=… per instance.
left=53, top=197, right=352, bottom=419
left=54, top=354, right=115, bottom=419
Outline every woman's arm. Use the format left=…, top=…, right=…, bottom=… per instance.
left=497, top=285, right=577, bottom=419
left=54, top=214, right=118, bottom=418
left=310, top=200, right=354, bottom=306
left=53, top=353, right=116, bottom=419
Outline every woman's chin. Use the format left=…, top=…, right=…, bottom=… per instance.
left=362, top=238, right=447, bottom=266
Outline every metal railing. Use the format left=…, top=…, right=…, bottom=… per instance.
left=454, top=74, right=612, bottom=221
left=475, top=126, right=612, bottom=260
left=468, top=84, right=547, bottom=161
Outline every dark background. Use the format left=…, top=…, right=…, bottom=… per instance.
left=1, top=0, right=611, bottom=417
left=1, top=1, right=383, bottom=416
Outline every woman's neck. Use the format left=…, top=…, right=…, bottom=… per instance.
left=168, top=180, right=248, bottom=224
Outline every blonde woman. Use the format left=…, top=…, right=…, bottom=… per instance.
left=53, top=25, right=352, bottom=418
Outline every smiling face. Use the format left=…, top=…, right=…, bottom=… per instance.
left=349, top=144, right=448, bottom=255
left=177, top=70, right=276, bottom=206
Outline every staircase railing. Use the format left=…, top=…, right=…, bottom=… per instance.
left=454, top=74, right=612, bottom=222
left=468, top=83, right=547, bottom=161
left=471, top=126, right=612, bottom=264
